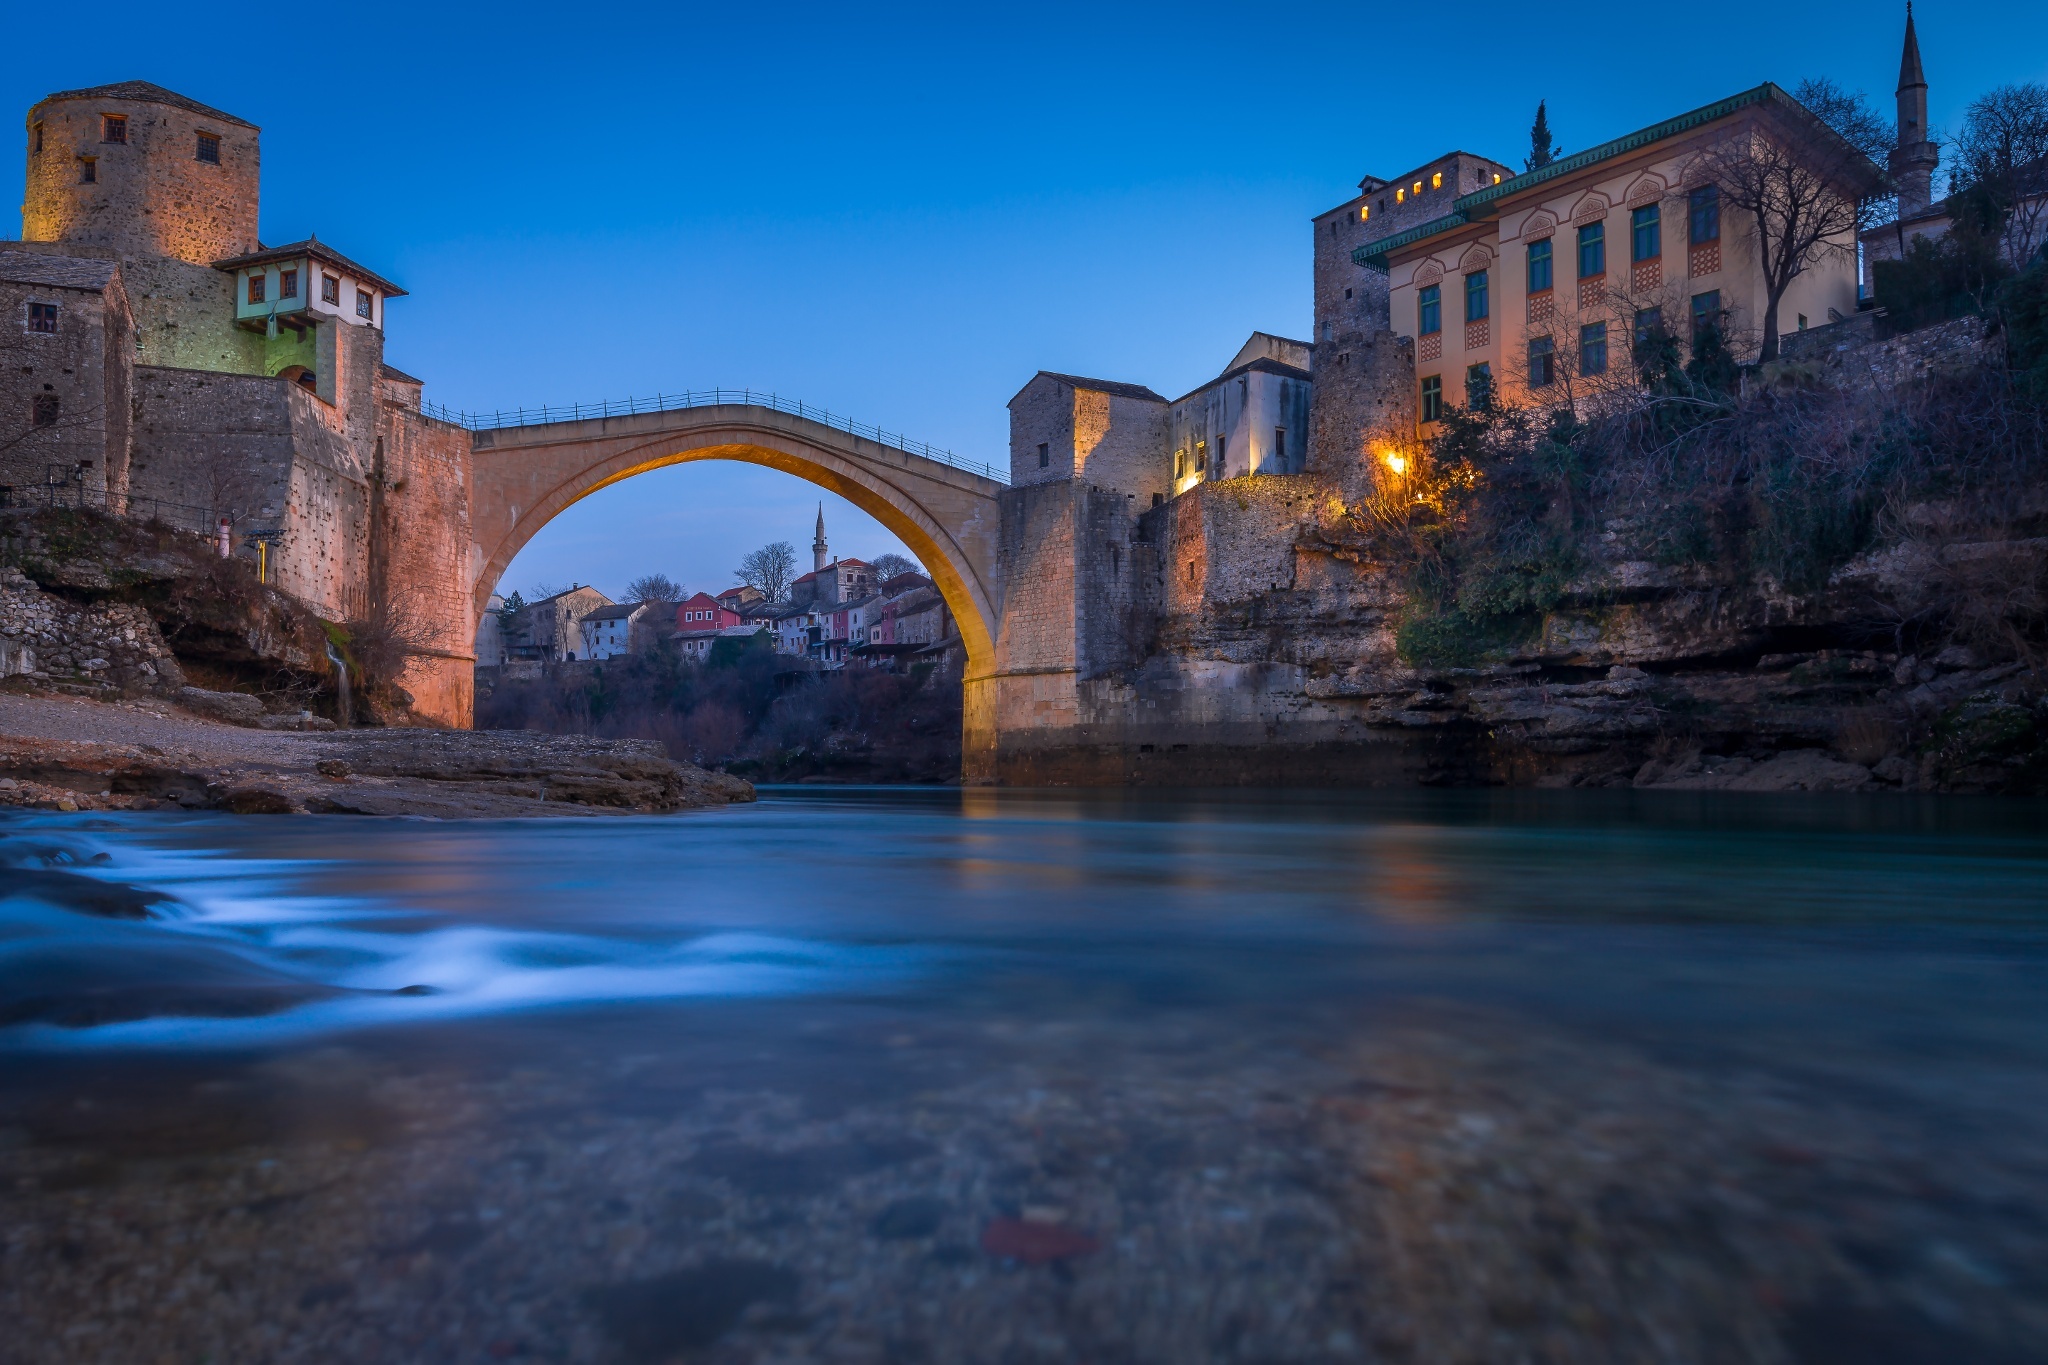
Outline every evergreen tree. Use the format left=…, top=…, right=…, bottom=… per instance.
left=1526, top=101, right=1556, bottom=172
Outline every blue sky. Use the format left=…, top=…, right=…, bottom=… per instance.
left=7, top=1, right=2042, bottom=602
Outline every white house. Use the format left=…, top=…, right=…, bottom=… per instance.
left=581, top=602, right=649, bottom=660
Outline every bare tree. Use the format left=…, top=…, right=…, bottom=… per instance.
left=1693, top=102, right=1880, bottom=361
left=624, top=573, right=684, bottom=604
left=1793, top=77, right=1896, bottom=230
left=735, top=541, right=797, bottom=601
left=870, top=552, right=921, bottom=581
left=1954, top=82, right=2048, bottom=269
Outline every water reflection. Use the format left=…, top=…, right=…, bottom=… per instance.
left=2, top=790, right=2046, bottom=1362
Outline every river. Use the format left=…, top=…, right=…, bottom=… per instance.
left=3, top=789, right=2045, bottom=1363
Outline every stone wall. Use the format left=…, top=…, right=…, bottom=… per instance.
left=0, top=267, right=132, bottom=501
left=374, top=375, right=476, bottom=726
left=1308, top=322, right=1415, bottom=501
left=0, top=564, right=183, bottom=692
left=1007, top=373, right=1168, bottom=499
left=1775, top=312, right=1996, bottom=386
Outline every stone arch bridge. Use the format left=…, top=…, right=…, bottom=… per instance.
left=461, top=395, right=1007, bottom=777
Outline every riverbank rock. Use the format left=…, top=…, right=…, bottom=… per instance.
left=0, top=695, right=754, bottom=817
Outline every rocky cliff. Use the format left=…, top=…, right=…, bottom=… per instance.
left=1003, top=331, right=2047, bottom=794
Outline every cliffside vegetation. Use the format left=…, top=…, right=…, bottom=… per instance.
left=1374, top=255, right=2048, bottom=678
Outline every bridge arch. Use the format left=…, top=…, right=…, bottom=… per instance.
left=466, top=403, right=1004, bottom=683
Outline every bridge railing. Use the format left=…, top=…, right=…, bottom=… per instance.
left=422, top=388, right=1007, bottom=483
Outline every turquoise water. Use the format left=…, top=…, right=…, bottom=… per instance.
left=3, top=790, right=2046, bottom=1362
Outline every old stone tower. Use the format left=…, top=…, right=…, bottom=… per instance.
left=3, top=81, right=475, bottom=723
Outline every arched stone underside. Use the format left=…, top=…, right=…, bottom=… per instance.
left=467, top=404, right=1005, bottom=775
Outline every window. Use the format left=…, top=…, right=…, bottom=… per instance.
left=279, top=269, right=299, bottom=300
left=1430, top=171, right=1442, bottom=189
left=78, top=158, right=96, bottom=184
left=1527, top=238, right=1553, bottom=293
left=1580, top=322, right=1608, bottom=376
left=1274, top=427, right=1286, bottom=465
left=33, top=394, right=59, bottom=427
left=28, top=303, right=57, bottom=334
left=1217, top=433, right=1228, bottom=467
left=1466, top=362, right=1493, bottom=410
left=356, top=289, right=374, bottom=320
left=1360, top=204, right=1369, bottom=222
left=321, top=274, right=340, bottom=304
left=1195, top=440, right=1206, bottom=472
left=101, top=115, right=126, bottom=144
left=1691, top=290, right=1722, bottom=341
left=32, top=122, right=42, bottom=155
left=1633, top=306, right=1664, bottom=351
left=1174, top=448, right=1186, bottom=478
left=1528, top=336, right=1555, bottom=388
left=1037, top=441, right=1049, bottom=469
left=1418, top=283, right=1441, bottom=335
left=1797, top=313, right=1809, bottom=331
left=248, top=274, right=266, bottom=304
left=1396, top=187, right=1405, bottom=203
left=1465, top=270, right=1489, bottom=322
left=1577, top=222, right=1604, bottom=278
left=196, top=132, right=221, bottom=164
left=1421, top=376, right=1443, bottom=422
left=1631, top=204, right=1660, bottom=262
left=1688, top=185, right=1720, bottom=244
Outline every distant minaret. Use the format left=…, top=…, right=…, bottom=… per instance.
left=1890, top=3, right=1939, bottom=219
left=812, top=503, right=828, bottom=573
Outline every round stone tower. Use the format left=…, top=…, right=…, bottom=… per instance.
left=22, top=81, right=259, bottom=265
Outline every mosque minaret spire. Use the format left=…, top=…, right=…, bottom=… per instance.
left=1890, top=2, right=1939, bottom=219
left=813, top=503, right=829, bottom=573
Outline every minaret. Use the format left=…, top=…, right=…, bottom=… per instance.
left=1890, top=3, right=1939, bottom=218
left=812, top=504, right=828, bottom=573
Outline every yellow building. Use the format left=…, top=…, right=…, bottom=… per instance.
left=1354, top=84, right=1874, bottom=423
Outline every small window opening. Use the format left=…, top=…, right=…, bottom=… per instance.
left=247, top=274, right=266, bottom=304
left=28, top=302, right=58, bottom=334
left=78, top=158, right=96, bottom=184
left=279, top=269, right=298, bottom=300
left=1273, top=428, right=1287, bottom=466
left=196, top=132, right=220, bottom=163
left=355, top=289, right=374, bottom=320
left=32, top=122, right=43, bottom=155
left=1037, top=441, right=1049, bottom=469
left=321, top=275, right=340, bottom=304
left=1421, top=375, right=1443, bottom=423
left=32, top=394, right=60, bottom=427
left=101, top=115, right=126, bottom=144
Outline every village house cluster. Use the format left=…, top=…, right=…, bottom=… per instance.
left=473, top=507, right=957, bottom=675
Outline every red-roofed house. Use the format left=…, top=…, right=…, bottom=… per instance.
left=673, top=592, right=743, bottom=632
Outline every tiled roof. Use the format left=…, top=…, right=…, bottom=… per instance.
left=1174, top=355, right=1313, bottom=403
left=582, top=603, right=646, bottom=621
left=35, top=81, right=256, bottom=129
left=212, top=239, right=407, bottom=297
left=0, top=250, right=117, bottom=292
left=1025, top=371, right=1167, bottom=403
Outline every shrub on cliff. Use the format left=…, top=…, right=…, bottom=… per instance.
left=1373, top=353, right=2048, bottom=670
